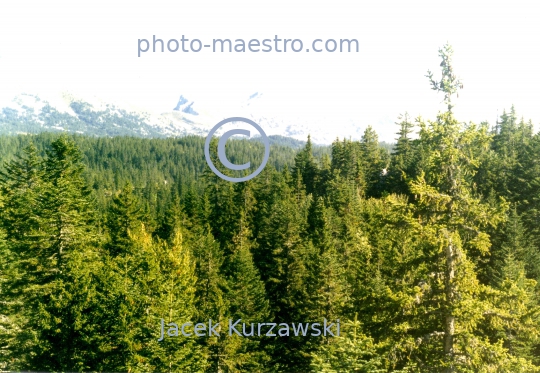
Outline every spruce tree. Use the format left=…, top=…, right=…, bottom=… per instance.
left=407, top=44, right=533, bottom=371
left=310, top=315, right=384, bottom=373
left=0, top=193, right=16, bottom=369
left=223, top=216, right=272, bottom=372
left=106, top=182, right=145, bottom=256
left=293, top=135, right=319, bottom=196
left=386, top=113, right=416, bottom=196
left=361, top=126, right=387, bottom=198
left=0, top=136, right=103, bottom=370
left=190, top=229, right=228, bottom=372
left=97, top=223, right=154, bottom=371
left=307, top=197, right=350, bottom=324
left=490, top=207, right=540, bottom=285
left=253, top=169, right=314, bottom=370
left=148, top=228, right=206, bottom=372
left=0, top=143, right=47, bottom=368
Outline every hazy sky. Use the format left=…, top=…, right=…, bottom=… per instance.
left=1, top=0, right=539, bottom=141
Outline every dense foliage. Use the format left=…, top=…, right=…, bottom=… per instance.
left=1, top=45, right=539, bottom=372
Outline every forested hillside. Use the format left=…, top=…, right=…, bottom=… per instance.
left=0, top=133, right=330, bottom=212
left=1, top=45, right=540, bottom=372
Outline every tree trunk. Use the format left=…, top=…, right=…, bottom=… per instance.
left=444, top=236, right=456, bottom=371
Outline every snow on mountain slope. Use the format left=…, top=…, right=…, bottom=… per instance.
left=0, top=90, right=376, bottom=144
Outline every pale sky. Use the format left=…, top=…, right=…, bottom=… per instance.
left=1, top=0, right=539, bottom=142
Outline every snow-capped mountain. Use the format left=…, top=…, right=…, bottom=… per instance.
left=0, top=90, right=376, bottom=144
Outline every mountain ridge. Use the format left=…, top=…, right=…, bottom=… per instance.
left=0, top=93, right=324, bottom=150
left=0, top=91, right=390, bottom=146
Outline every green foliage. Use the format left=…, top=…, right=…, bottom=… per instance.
left=0, top=136, right=102, bottom=370
left=1, top=44, right=540, bottom=372
left=311, top=316, right=384, bottom=373
left=425, top=43, right=464, bottom=112
left=386, top=113, right=416, bottom=196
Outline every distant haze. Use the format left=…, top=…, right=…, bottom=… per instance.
left=1, top=0, right=539, bottom=142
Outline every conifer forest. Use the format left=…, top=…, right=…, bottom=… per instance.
left=1, top=45, right=540, bottom=372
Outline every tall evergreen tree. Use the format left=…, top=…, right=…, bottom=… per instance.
left=311, top=315, right=384, bottom=373
left=190, top=229, right=229, bottom=372
left=386, top=113, right=416, bottom=196
left=0, top=193, right=16, bottom=369
left=147, top=228, right=206, bottom=372
left=489, top=207, right=540, bottom=285
left=407, top=43, right=534, bottom=372
left=0, top=136, right=103, bottom=370
left=361, top=126, right=387, bottom=198
left=293, top=135, right=319, bottom=196
left=106, top=182, right=145, bottom=256
left=253, top=169, right=315, bottom=371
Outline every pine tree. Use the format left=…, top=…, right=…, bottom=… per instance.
left=483, top=253, right=540, bottom=366
left=0, top=143, right=47, bottom=368
left=147, top=228, right=206, bottom=372
left=94, top=217, right=207, bottom=372
left=490, top=207, right=540, bottom=285
left=307, top=197, right=350, bottom=323
left=316, top=153, right=332, bottom=198
left=361, top=126, right=387, bottom=198
left=293, top=135, right=319, bottom=196
left=386, top=113, right=416, bottom=196
left=479, top=105, right=534, bottom=203
left=154, top=192, right=184, bottom=241
left=96, top=223, right=157, bottom=371
left=310, top=315, right=384, bottom=373
left=222, top=216, right=272, bottom=372
left=0, top=143, right=48, bottom=289
left=190, top=229, right=228, bottom=372
left=253, top=170, right=315, bottom=370
left=40, top=135, right=99, bottom=264
left=330, top=138, right=365, bottom=194
left=106, top=182, right=145, bottom=256
left=0, top=136, right=103, bottom=370
left=0, top=193, right=16, bottom=369
left=406, top=44, right=534, bottom=371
